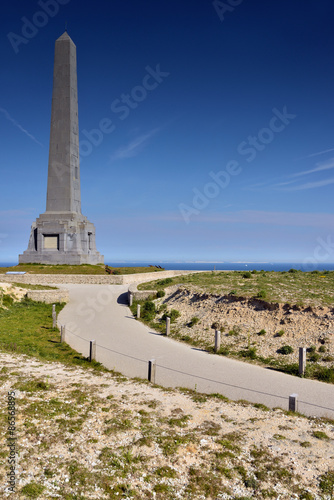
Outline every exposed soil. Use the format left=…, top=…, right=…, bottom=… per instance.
left=158, top=285, right=334, bottom=367
left=0, top=352, right=334, bottom=499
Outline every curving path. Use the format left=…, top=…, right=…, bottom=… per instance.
left=58, top=284, right=334, bottom=418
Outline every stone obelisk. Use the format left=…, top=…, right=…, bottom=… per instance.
left=19, top=32, right=104, bottom=265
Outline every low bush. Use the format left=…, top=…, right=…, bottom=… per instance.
left=277, top=345, right=294, bottom=355
left=141, top=301, right=156, bottom=321
left=189, top=317, right=200, bottom=327
left=240, top=347, right=257, bottom=359
left=256, top=290, right=267, bottom=299
left=242, top=271, right=252, bottom=279
left=257, top=329, right=266, bottom=336
left=1, top=294, right=14, bottom=308
left=162, top=309, right=180, bottom=323
left=308, top=352, right=320, bottom=363
left=156, top=290, right=165, bottom=298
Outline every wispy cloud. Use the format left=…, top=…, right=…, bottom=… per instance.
left=291, top=158, right=334, bottom=178
left=110, top=128, right=159, bottom=162
left=248, top=157, right=334, bottom=191
left=0, top=107, right=43, bottom=147
left=301, top=148, right=334, bottom=159
left=283, top=177, right=334, bottom=191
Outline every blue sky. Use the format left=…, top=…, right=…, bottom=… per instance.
left=1, top=0, right=334, bottom=265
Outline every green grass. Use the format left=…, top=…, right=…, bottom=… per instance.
left=0, top=297, right=107, bottom=371
left=10, top=282, right=57, bottom=290
left=138, top=270, right=334, bottom=307
left=20, top=481, right=45, bottom=498
left=0, top=263, right=165, bottom=275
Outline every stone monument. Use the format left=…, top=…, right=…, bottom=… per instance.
left=19, top=32, right=104, bottom=265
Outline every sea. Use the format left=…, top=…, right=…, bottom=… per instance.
left=2, top=262, right=334, bottom=272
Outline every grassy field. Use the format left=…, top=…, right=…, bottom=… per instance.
left=0, top=264, right=165, bottom=276
left=0, top=297, right=107, bottom=372
left=138, top=269, right=334, bottom=307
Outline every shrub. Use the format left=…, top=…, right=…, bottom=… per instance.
left=156, top=290, right=165, bottom=298
left=277, top=345, right=294, bottom=355
left=243, top=271, right=252, bottom=279
left=308, top=352, right=320, bottom=363
left=258, top=329, right=266, bottom=336
left=229, top=290, right=237, bottom=295
left=1, top=294, right=14, bottom=307
left=189, top=317, right=200, bottom=327
left=318, top=345, right=326, bottom=353
left=312, top=431, right=330, bottom=441
left=170, top=309, right=180, bottom=322
left=141, top=301, right=156, bottom=321
left=256, top=290, right=267, bottom=299
left=240, top=347, right=257, bottom=359
left=275, top=330, right=285, bottom=337
left=162, top=309, right=180, bottom=323
left=288, top=268, right=298, bottom=273
left=309, top=365, right=334, bottom=383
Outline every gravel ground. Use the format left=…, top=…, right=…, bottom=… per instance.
left=160, top=285, right=334, bottom=367
left=0, top=352, right=334, bottom=499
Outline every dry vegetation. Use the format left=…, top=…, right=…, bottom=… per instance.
left=1, top=353, right=334, bottom=499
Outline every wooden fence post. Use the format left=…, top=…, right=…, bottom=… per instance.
left=215, top=330, right=221, bottom=352
left=166, top=317, right=171, bottom=336
left=299, top=347, right=306, bottom=376
left=148, top=359, right=156, bottom=383
left=60, top=325, right=65, bottom=343
left=52, top=311, right=57, bottom=328
left=89, top=340, right=96, bottom=362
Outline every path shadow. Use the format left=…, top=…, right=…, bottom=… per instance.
left=191, top=347, right=208, bottom=353
left=148, top=331, right=164, bottom=337
left=117, top=292, right=129, bottom=305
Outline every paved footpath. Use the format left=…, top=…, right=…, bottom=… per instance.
left=58, top=284, right=334, bottom=418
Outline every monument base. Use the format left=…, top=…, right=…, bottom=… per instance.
left=19, top=212, right=104, bottom=265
